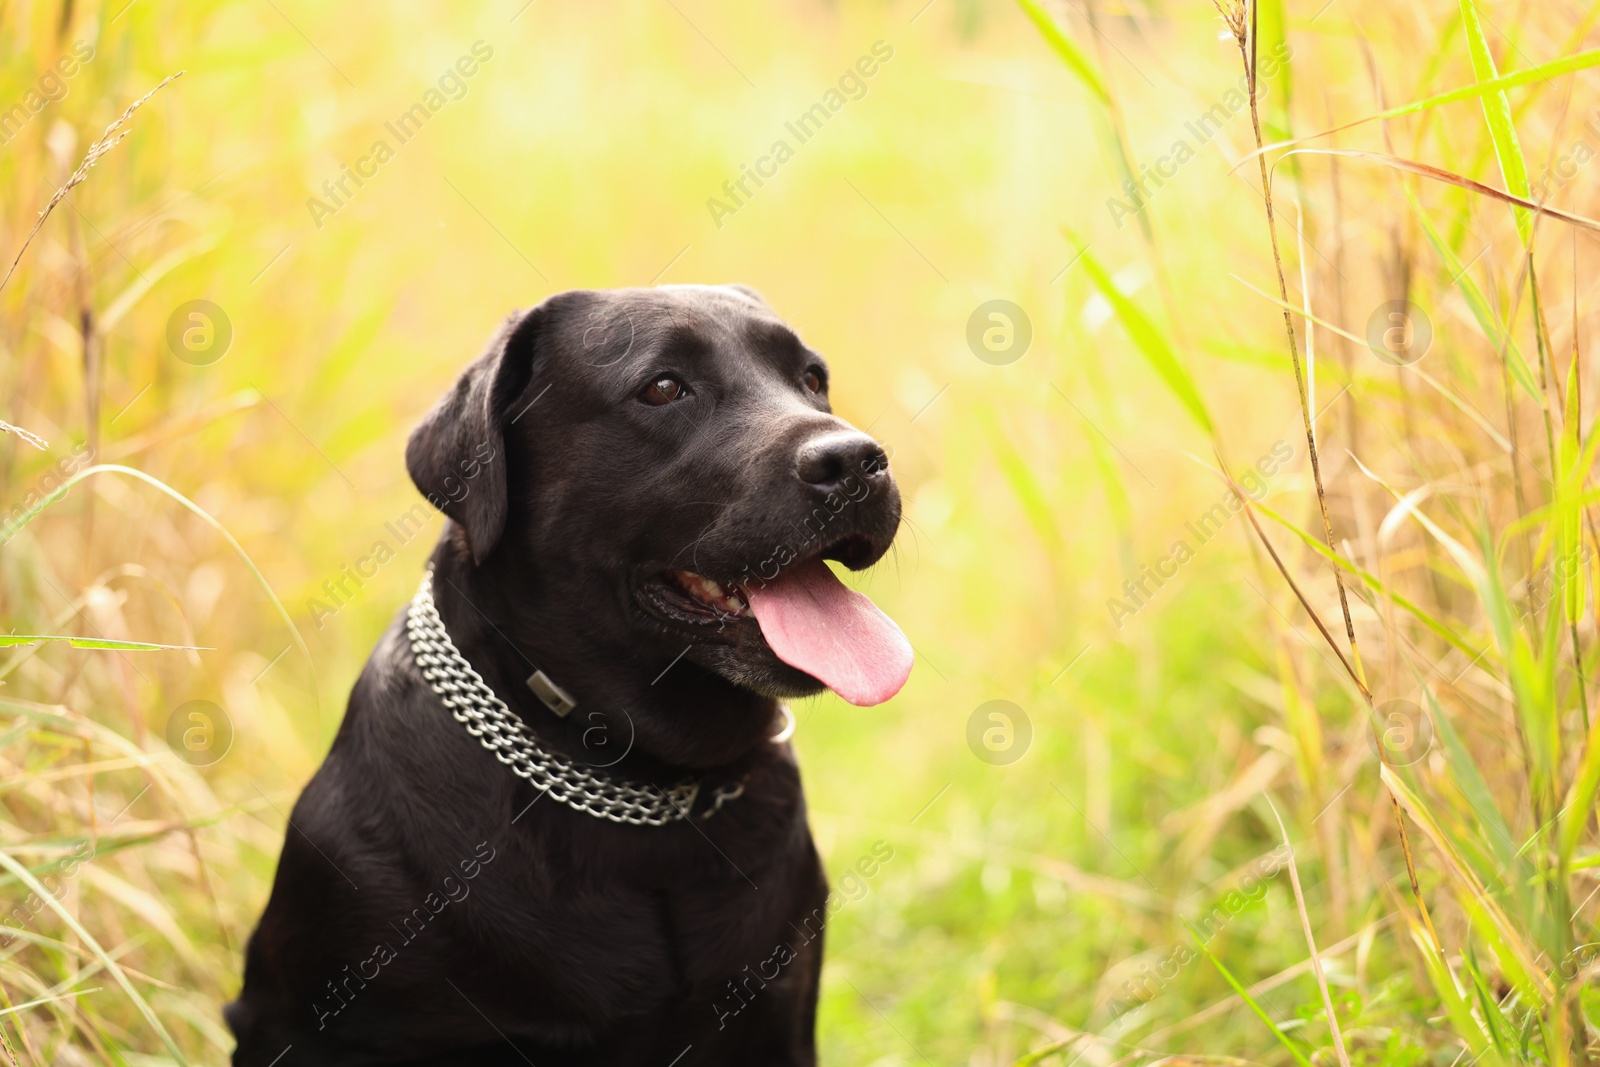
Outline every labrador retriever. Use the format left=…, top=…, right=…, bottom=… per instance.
left=225, top=285, right=913, bottom=1065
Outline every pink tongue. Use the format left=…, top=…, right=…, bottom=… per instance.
left=745, top=559, right=913, bottom=706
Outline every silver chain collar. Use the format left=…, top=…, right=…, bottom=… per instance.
left=405, top=571, right=744, bottom=826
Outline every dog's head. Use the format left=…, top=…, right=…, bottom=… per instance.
left=407, top=285, right=912, bottom=718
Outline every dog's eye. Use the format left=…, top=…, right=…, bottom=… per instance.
left=640, top=376, right=686, bottom=406
left=803, top=369, right=825, bottom=393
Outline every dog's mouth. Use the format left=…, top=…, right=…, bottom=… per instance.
left=637, top=536, right=912, bottom=706
left=649, top=569, right=753, bottom=622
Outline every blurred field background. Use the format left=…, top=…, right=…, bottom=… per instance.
left=6, top=0, right=1600, bottom=1062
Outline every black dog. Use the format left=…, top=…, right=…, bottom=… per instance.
left=226, top=286, right=913, bottom=1065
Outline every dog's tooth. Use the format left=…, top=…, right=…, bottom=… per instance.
left=727, top=595, right=746, bottom=612
left=704, top=579, right=725, bottom=598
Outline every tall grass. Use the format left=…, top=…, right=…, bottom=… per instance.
left=1017, top=0, right=1600, bottom=1063
left=4, top=0, right=1600, bottom=1064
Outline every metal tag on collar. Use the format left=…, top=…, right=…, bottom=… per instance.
left=526, top=669, right=577, bottom=718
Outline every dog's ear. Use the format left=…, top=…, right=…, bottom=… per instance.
left=406, top=305, right=547, bottom=564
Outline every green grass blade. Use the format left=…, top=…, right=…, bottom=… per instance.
left=0, top=847, right=190, bottom=1065
left=1184, top=920, right=1313, bottom=1067
left=1008, top=1037, right=1075, bottom=1067
left=1258, top=0, right=1292, bottom=131
left=0, top=464, right=323, bottom=741
left=0, top=635, right=209, bottom=651
left=1354, top=47, right=1600, bottom=128
left=1458, top=0, right=1533, bottom=243
left=1071, top=241, right=1213, bottom=435
left=1559, top=714, right=1600, bottom=864
left=1409, top=8, right=1463, bottom=107
left=1384, top=766, right=1552, bottom=999
left=1416, top=678, right=1520, bottom=874
left=980, top=408, right=1062, bottom=551
left=1464, top=946, right=1512, bottom=1059
left=1408, top=923, right=1496, bottom=1059
left=1081, top=421, right=1134, bottom=544
left=1013, top=0, right=1110, bottom=105
left=1561, top=357, right=1584, bottom=623
left=0, top=989, right=101, bottom=1019
left=1250, top=497, right=1487, bottom=661
left=1405, top=184, right=1539, bottom=399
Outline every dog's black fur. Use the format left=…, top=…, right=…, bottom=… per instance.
left=226, top=286, right=900, bottom=1065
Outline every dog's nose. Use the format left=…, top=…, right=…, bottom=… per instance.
left=795, top=432, right=889, bottom=493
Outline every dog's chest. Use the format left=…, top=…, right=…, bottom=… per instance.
left=518, top=814, right=822, bottom=1005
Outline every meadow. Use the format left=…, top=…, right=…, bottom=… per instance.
left=3, top=0, right=1600, bottom=1062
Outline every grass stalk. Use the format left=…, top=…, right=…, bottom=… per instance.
left=1265, top=794, right=1353, bottom=1067
left=1219, top=0, right=1366, bottom=686
left=0, top=72, right=184, bottom=295
left=1221, top=0, right=1447, bottom=973
left=1233, top=473, right=1447, bottom=958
